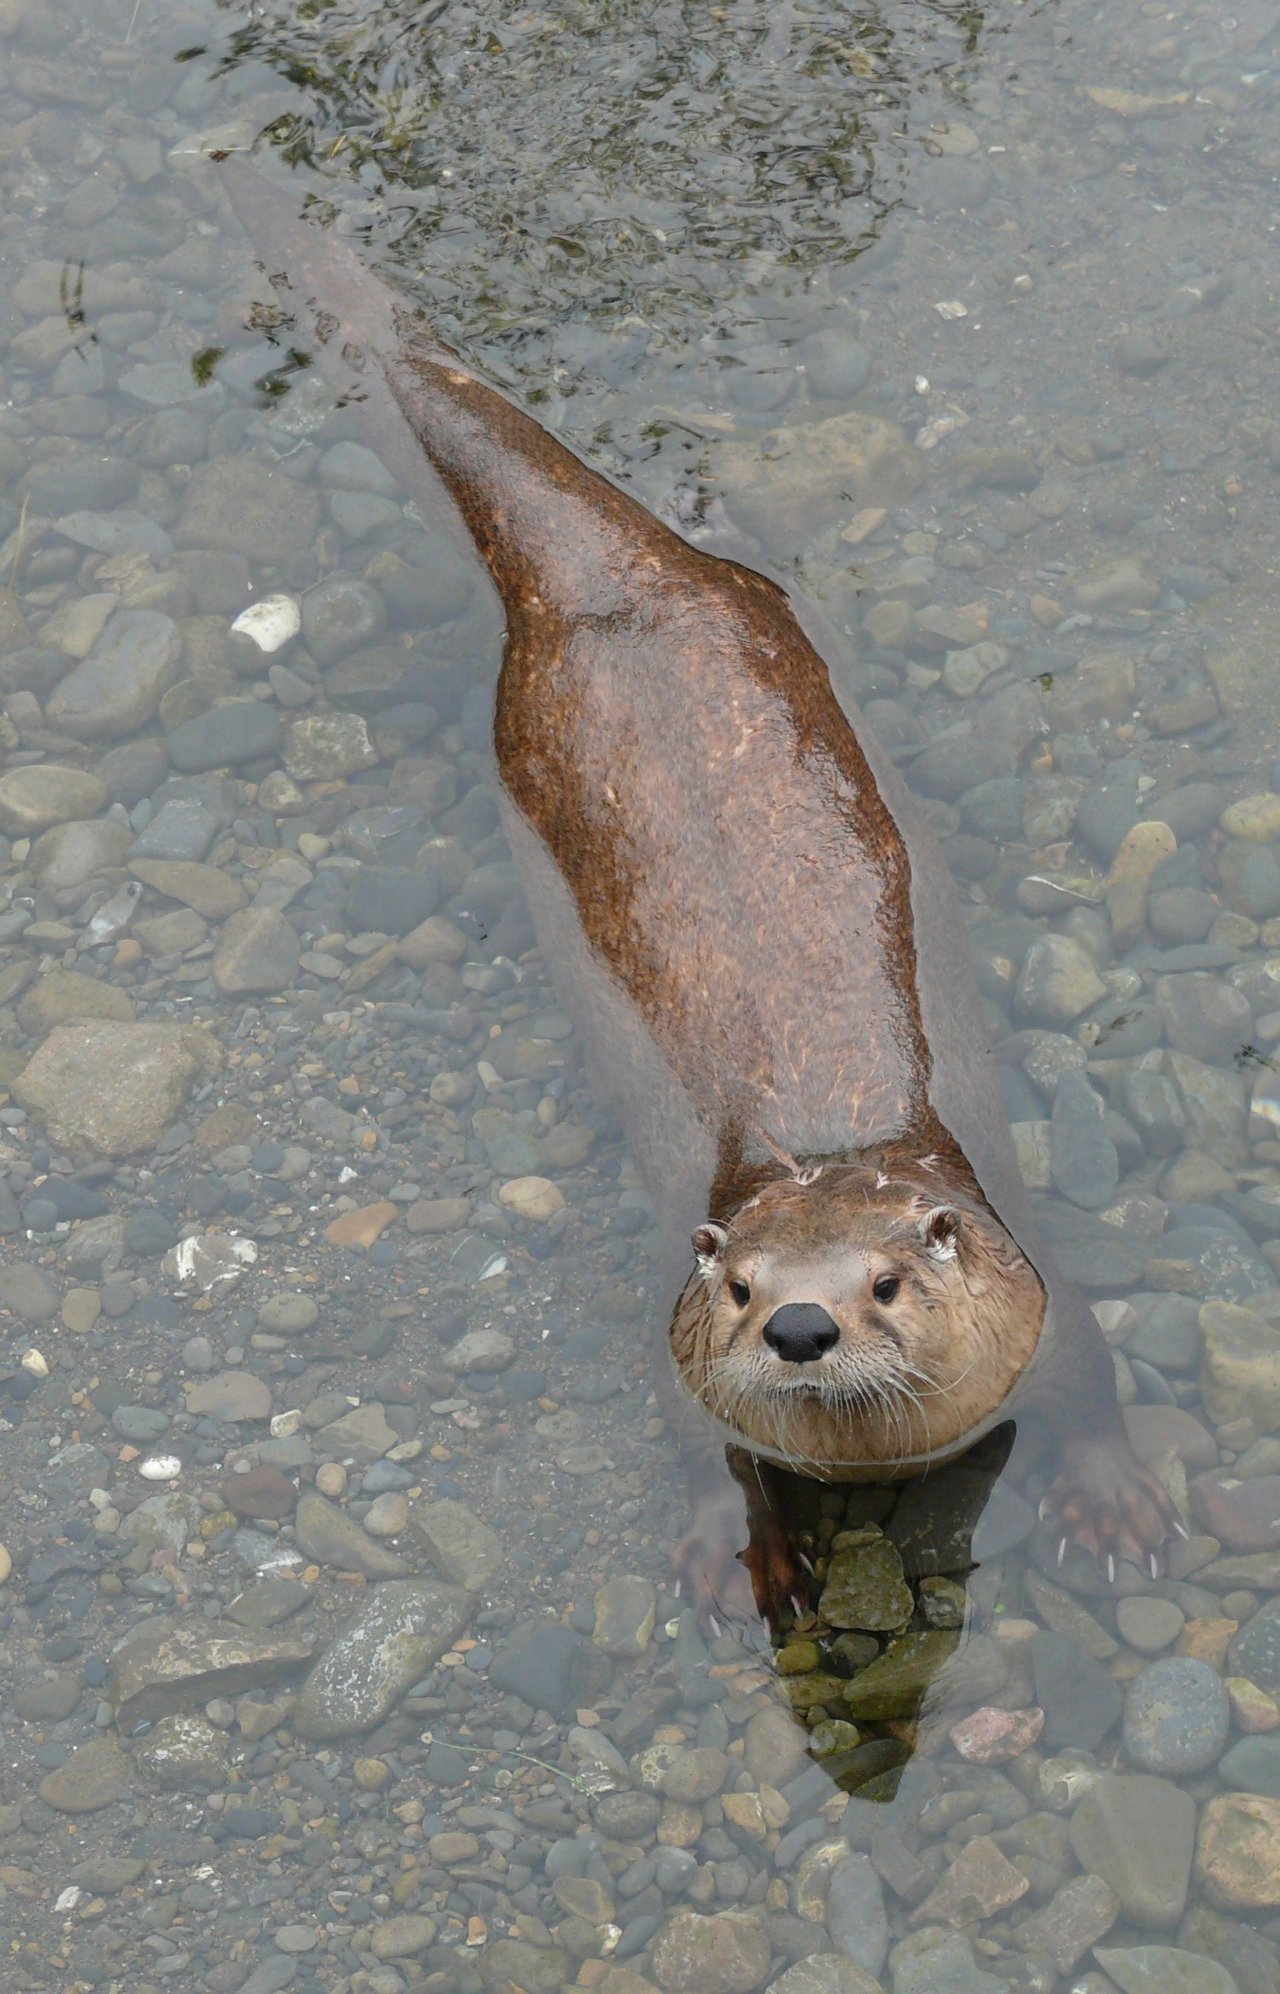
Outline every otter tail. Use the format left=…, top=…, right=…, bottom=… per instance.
left=218, top=157, right=675, bottom=615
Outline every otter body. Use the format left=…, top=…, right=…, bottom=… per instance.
left=224, top=162, right=1174, bottom=1617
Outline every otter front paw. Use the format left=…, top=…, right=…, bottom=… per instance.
left=1039, top=1436, right=1183, bottom=1581
left=670, top=1489, right=814, bottom=1635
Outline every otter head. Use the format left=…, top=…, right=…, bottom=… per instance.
left=670, top=1167, right=1045, bottom=1473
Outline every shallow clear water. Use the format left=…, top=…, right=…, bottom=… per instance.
left=3, top=2, right=1280, bottom=1991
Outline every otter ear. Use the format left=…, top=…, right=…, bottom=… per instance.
left=920, top=1206, right=961, bottom=1262
left=692, top=1222, right=728, bottom=1276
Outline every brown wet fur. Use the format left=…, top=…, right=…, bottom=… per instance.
left=221, top=161, right=1181, bottom=1627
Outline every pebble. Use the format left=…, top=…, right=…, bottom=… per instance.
left=167, top=699, right=281, bottom=771
left=45, top=610, right=181, bottom=738
left=1015, top=934, right=1108, bottom=1025
left=1227, top=1597, right=1280, bottom=1695
left=1050, top=1068, right=1118, bottom=1210
left=1122, top=1656, right=1230, bottom=1775
left=1116, top=1595, right=1185, bottom=1654
left=293, top=1578, right=471, bottom=1738
left=0, top=764, right=107, bottom=834
left=1068, top=1773, right=1196, bottom=1927
left=213, top=907, right=302, bottom=994
left=1196, top=1792, right=1280, bottom=1909
left=38, top=1736, right=131, bottom=1813
left=1095, top=1946, right=1239, bottom=1994
left=13, top=1019, right=221, bottom=1158
left=498, top=1173, right=566, bottom=1222
left=823, top=1851, right=888, bottom=1976
left=647, top=1909, right=771, bottom=1994
left=818, top=1534, right=913, bottom=1631
left=593, top=1575, right=657, bottom=1658
left=175, top=454, right=322, bottom=562
left=1219, top=1734, right=1280, bottom=1795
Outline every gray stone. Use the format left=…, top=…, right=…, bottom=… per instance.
left=489, top=1622, right=612, bottom=1719
left=38, top=1737, right=131, bottom=1813
left=134, top=1713, right=231, bottom=1790
left=1031, top=1632, right=1122, bottom=1751
left=1050, top=1069, right=1119, bottom=1211
left=184, top=1370, right=273, bottom=1422
left=31, top=818, right=131, bottom=889
left=824, top=1852, right=888, bottom=1977
left=1123, top=1656, right=1230, bottom=1775
left=0, top=764, right=107, bottom=834
left=281, top=711, right=378, bottom=781
left=1013, top=1872, right=1118, bottom=1972
left=301, top=573, right=387, bottom=665
left=0, top=1263, right=60, bottom=1322
left=1115, top=1595, right=1185, bottom=1655
left=119, top=1492, right=205, bottom=1555
left=1094, top=1946, right=1239, bottom=1994
left=1166, top=1052, right=1249, bottom=1165
left=1015, top=934, right=1108, bottom=1026
left=128, top=796, right=221, bottom=861
left=1068, top=1773, right=1195, bottom=1928
left=888, top=1928, right=1006, bottom=1994
left=14, top=1020, right=222, bottom=1159
left=292, top=1489, right=407, bottom=1579
left=1228, top=1598, right=1280, bottom=1697
left=45, top=610, right=181, bottom=740
left=1219, top=1735, right=1280, bottom=1797
left=819, top=1535, right=913, bottom=1631
left=368, top=1914, right=438, bottom=1961
left=109, top=1616, right=316, bottom=1729
left=167, top=699, right=281, bottom=771
left=1156, top=973, right=1254, bottom=1065
left=648, top=1908, right=772, bottom=1994
left=767, top=1961, right=882, bottom=1994
left=593, top=1575, right=657, bottom=1658
left=256, top=1293, right=320, bottom=1335
left=441, top=1327, right=515, bottom=1374
left=293, top=1577, right=471, bottom=1737
left=213, top=908, right=301, bottom=994
left=404, top=1497, right=504, bottom=1588
left=175, top=454, right=322, bottom=563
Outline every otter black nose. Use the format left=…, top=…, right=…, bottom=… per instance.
left=762, top=1303, right=840, bottom=1364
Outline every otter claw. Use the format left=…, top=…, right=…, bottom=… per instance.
left=709, top=1613, right=722, bottom=1638
left=1038, top=1497, right=1050, bottom=1523
left=1149, top=1553, right=1160, bottom=1579
left=671, top=1577, right=682, bottom=1599
left=1056, top=1536, right=1068, bottom=1567
left=796, top=1551, right=815, bottom=1576
left=1106, top=1552, right=1116, bottom=1584
left=1173, top=1519, right=1190, bottom=1541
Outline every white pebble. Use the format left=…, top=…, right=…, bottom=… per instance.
left=138, top=1455, right=183, bottom=1481
left=19, top=1347, right=48, bottom=1378
left=231, top=593, right=302, bottom=655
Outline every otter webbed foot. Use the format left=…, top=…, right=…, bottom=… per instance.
left=669, top=1484, right=761, bottom=1635
left=1039, top=1434, right=1183, bottom=1581
left=670, top=1484, right=815, bottom=1636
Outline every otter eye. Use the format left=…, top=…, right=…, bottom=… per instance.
left=872, top=1274, right=900, bottom=1304
left=727, top=1278, right=751, bottom=1308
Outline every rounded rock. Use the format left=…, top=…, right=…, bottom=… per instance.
left=649, top=1909, right=771, bottom=1994
left=1123, top=1656, right=1229, bottom=1776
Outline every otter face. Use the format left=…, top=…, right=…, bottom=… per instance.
left=671, top=1170, right=1044, bottom=1471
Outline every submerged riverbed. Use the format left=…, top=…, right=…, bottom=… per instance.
left=3, top=1, right=1280, bottom=1991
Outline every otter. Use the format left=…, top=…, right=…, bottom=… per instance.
left=222, top=161, right=1178, bottom=1624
